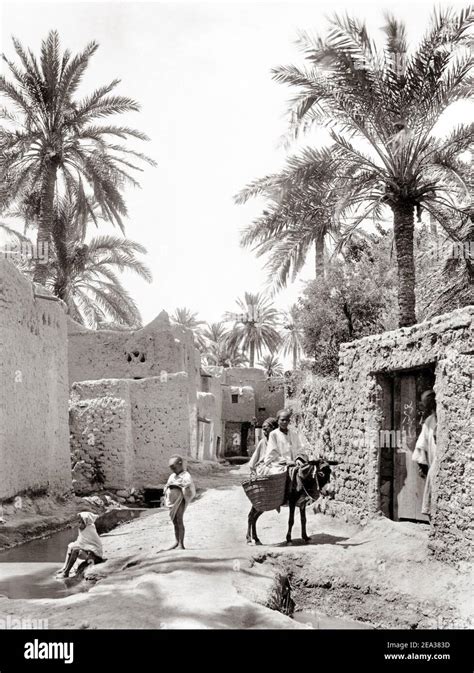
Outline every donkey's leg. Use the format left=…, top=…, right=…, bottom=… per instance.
left=300, top=504, right=310, bottom=542
left=252, top=510, right=263, bottom=545
left=247, top=507, right=256, bottom=543
left=286, top=500, right=295, bottom=544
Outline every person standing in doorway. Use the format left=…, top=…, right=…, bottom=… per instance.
left=413, top=390, right=437, bottom=518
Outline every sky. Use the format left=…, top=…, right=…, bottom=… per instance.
left=0, top=0, right=471, bottom=327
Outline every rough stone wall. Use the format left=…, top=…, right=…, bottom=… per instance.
left=69, top=380, right=133, bottom=494
left=0, top=259, right=71, bottom=500
left=430, top=352, right=473, bottom=563
left=69, top=374, right=191, bottom=493
left=293, top=306, right=473, bottom=563
left=289, top=372, right=339, bottom=458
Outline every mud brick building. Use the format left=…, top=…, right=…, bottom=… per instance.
left=68, top=314, right=285, bottom=493
left=0, top=259, right=71, bottom=500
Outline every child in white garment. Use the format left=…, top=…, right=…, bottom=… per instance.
left=56, top=512, right=104, bottom=578
left=164, top=455, right=196, bottom=550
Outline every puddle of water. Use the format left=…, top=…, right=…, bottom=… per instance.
left=294, top=610, right=374, bottom=630
left=0, top=528, right=76, bottom=563
left=0, top=528, right=89, bottom=600
left=0, top=509, right=150, bottom=600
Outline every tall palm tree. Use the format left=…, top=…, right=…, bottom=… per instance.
left=272, top=9, right=474, bottom=326
left=258, top=353, right=284, bottom=378
left=171, top=307, right=207, bottom=350
left=236, top=148, right=340, bottom=288
left=224, top=292, right=281, bottom=367
left=281, top=305, right=304, bottom=370
left=0, top=31, right=155, bottom=284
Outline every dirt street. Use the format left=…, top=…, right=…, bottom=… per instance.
left=0, top=464, right=471, bottom=629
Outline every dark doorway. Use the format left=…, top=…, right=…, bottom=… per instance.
left=377, top=366, right=435, bottom=522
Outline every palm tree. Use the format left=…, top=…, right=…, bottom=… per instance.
left=258, top=353, right=284, bottom=378
left=236, top=148, right=340, bottom=289
left=271, top=9, right=474, bottom=326
left=171, top=307, right=207, bottom=350
left=202, top=321, right=228, bottom=345
left=224, top=292, right=281, bottom=367
left=0, top=30, right=155, bottom=285
left=201, top=322, right=249, bottom=368
left=281, top=305, right=304, bottom=370
left=1, top=213, right=152, bottom=327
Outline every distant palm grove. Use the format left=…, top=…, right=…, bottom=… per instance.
left=1, top=8, right=473, bottom=375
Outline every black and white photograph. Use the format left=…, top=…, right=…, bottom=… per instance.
left=0, top=0, right=472, bottom=666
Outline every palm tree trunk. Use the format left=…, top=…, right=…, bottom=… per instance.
left=315, top=236, right=325, bottom=281
left=52, top=216, right=69, bottom=302
left=342, top=301, right=354, bottom=338
left=33, top=161, right=58, bottom=285
left=392, top=201, right=417, bottom=327
left=249, top=342, right=255, bottom=367
left=293, top=344, right=297, bottom=371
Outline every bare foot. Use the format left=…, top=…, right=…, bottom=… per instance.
left=162, top=542, right=179, bottom=551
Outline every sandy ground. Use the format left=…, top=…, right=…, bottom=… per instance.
left=0, top=464, right=472, bottom=629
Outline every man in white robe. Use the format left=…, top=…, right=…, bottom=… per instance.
left=412, top=390, right=437, bottom=517
left=262, top=409, right=306, bottom=474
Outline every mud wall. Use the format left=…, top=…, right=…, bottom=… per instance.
left=0, top=259, right=71, bottom=500
left=197, top=391, right=221, bottom=461
left=254, top=379, right=286, bottom=425
left=68, top=310, right=198, bottom=460
left=222, top=385, right=255, bottom=422
left=69, top=374, right=191, bottom=493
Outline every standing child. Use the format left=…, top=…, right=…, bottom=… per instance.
left=164, top=455, right=196, bottom=550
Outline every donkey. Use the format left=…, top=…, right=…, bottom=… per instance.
left=246, top=458, right=333, bottom=545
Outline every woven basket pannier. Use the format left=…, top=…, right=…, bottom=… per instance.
left=242, top=471, right=287, bottom=512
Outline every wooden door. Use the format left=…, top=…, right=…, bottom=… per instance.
left=393, top=372, right=429, bottom=522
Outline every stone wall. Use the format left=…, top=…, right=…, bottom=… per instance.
left=69, top=374, right=191, bottom=493
left=292, top=306, right=473, bottom=564
left=289, top=372, right=339, bottom=458
left=70, top=380, right=133, bottom=494
left=430, top=351, right=473, bottom=563
left=0, top=259, right=71, bottom=500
